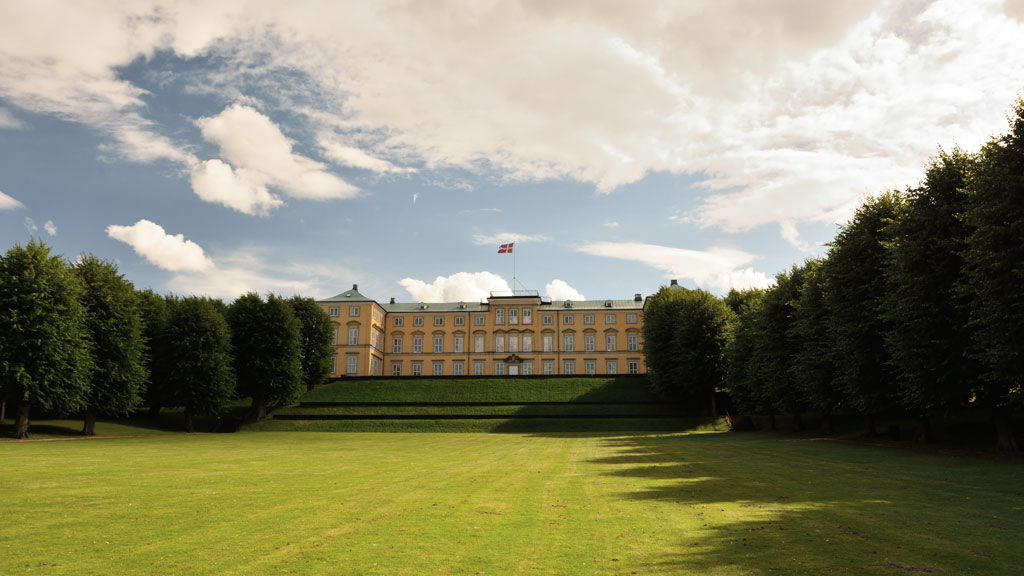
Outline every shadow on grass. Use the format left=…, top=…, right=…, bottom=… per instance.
left=576, top=431, right=1024, bottom=575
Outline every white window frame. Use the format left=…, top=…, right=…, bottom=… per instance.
left=474, top=360, right=485, bottom=375
left=509, top=307, right=518, bottom=325
left=474, top=315, right=485, bottom=326
left=454, top=336, right=464, bottom=353
left=392, top=337, right=403, bottom=354
left=628, top=360, right=639, bottom=374
left=509, top=334, right=518, bottom=353
left=413, top=336, right=423, bottom=354
left=434, top=316, right=445, bottom=326
left=348, top=326, right=359, bottom=346
left=585, top=334, right=595, bottom=352
left=454, top=316, right=465, bottom=326
left=628, top=334, right=639, bottom=352
left=391, top=362, right=402, bottom=376
left=432, top=361, right=443, bottom=376
left=332, top=354, right=337, bottom=374
left=523, top=334, right=533, bottom=353
left=542, top=314, right=553, bottom=325
left=453, top=361, right=464, bottom=376
left=411, top=361, right=422, bottom=376
left=495, top=308, right=505, bottom=325
left=413, top=316, right=424, bottom=326
left=605, top=314, right=616, bottom=324
left=606, top=359, right=618, bottom=374
left=394, top=317, right=404, bottom=326
left=626, top=313, right=638, bottom=324
left=563, top=359, right=575, bottom=375
left=542, top=359, right=554, bottom=375
left=350, top=306, right=360, bottom=317
left=328, top=307, right=339, bottom=317
left=584, top=314, right=595, bottom=324
left=564, top=315, right=574, bottom=325
left=522, top=360, right=533, bottom=375
left=346, top=355, right=358, bottom=374
left=522, top=308, right=532, bottom=324
left=474, top=335, right=485, bottom=353
left=494, top=361, right=505, bottom=375
left=542, top=334, right=553, bottom=352
left=563, top=333, right=574, bottom=352
left=606, top=334, right=616, bottom=352
left=585, top=359, right=596, bottom=375
left=495, top=334, right=505, bottom=353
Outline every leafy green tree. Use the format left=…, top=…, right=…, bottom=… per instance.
left=723, top=288, right=768, bottom=421
left=643, top=285, right=735, bottom=415
left=823, top=191, right=906, bottom=437
left=788, top=258, right=842, bottom=435
left=883, top=149, right=977, bottom=443
left=0, top=240, right=93, bottom=439
left=164, top=296, right=236, bottom=432
left=287, top=295, right=335, bottom=391
left=136, top=290, right=173, bottom=417
left=73, top=255, right=148, bottom=435
left=960, top=98, right=1024, bottom=450
left=229, top=292, right=303, bottom=420
left=752, top=265, right=808, bottom=431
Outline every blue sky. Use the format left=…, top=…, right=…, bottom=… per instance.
left=2, top=0, right=1023, bottom=303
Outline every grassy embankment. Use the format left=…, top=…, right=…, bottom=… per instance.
left=2, top=428, right=1022, bottom=575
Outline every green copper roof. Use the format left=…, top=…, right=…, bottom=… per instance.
left=320, top=284, right=375, bottom=303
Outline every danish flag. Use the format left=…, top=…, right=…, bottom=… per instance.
left=498, top=242, right=514, bottom=254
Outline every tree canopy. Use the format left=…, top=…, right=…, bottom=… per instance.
left=229, top=292, right=303, bottom=420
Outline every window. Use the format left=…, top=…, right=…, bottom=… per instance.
left=413, top=336, right=423, bottom=354
left=331, top=354, right=337, bottom=374
left=370, top=357, right=381, bottom=376
left=563, top=333, right=574, bottom=352
left=454, top=316, right=465, bottom=326
left=606, top=359, right=618, bottom=374
left=542, top=359, right=554, bottom=375
left=585, top=359, right=596, bottom=375
left=394, top=317, right=404, bottom=327
left=454, top=336, right=464, bottom=353
left=606, top=314, right=616, bottom=324
left=474, top=335, right=485, bottom=353
left=522, top=360, right=533, bottom=375
left=563, top=360, right=575, bottom=375
left=585, top=334, right=595, bottom=352
left=332, top=326, right=338, bottom=346
left=495, top=334, right=505, bottom=353
left=495, top=308, right=505, bottom=325
left=346, top=355, right=358, bottom=374
left=542, top=314, right=553, bottom=325
left=508, top=334, right=518, bottom=353
left=413, top=316, right=424, bottom=326
left=542, top=334, right=553, bottom=352
left=563, top=315, right=574, bottom=325
left=350, top=306, right=360, bottom=317
left=509, top=307, right=518, bottom=325
left=391, top=362, right=402, bottom=376
left=328, top=307, right=339, bottom=317
left=626, top=313, right=638, bottom=324
left=433, top=361, right=443, bottom=376
left=522, top=308, right=532, bottom=324
left=348, top=326, right=359, bottom=346
left=434, top=316, right=445, bottom=326
left=453, top=361, right=464, bottom=376
left=494, top=361, right=505, bottom=375
left=628, top=360, right=639, bottom=374
left=392, top=337, right=403, bottom=354
left=628, top=334, right=639, bottom=352
left=411, top=361, right=423, bottom=376
left=584, top=314, right=594, bottom=324
left=523, top=334, right=533, bottom=352
left=433, top=335, right=444, bottom=354
left=474, top=360, right=485, bottom=375
left=606, top=334, right=616, bottom=352
left=474, top=315, right=485, bottom=326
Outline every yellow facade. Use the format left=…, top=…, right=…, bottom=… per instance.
left=319, top=285, right=646, bottom=377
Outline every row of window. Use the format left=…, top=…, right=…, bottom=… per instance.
left=378, top=358, right=642, bottom=376
left=389, top=311, right=639, bottom=327
left=386, top=333, right=640, bottom=354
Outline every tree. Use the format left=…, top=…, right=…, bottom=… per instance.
left=723, top=288, right=768, bottom=421
left=164, top=296, right=236, bottom=432
left=823, top=191, right=906, bottom=437
left=960, top=98, right=1024, bottom=450
left=883, top=149, right=977, bottom=443
left=136, top=290, right=173, bottom=417
left=643, top=285, right=735, bottom=415
left=752, top=265, right=808, bottom=431
left=0, top=240, right=93, bottom=439
left=287, top=295, right=334, bottom=391
left=228, top=292, right=303, bottom=420
left=74, top=255, right=148, bottom=435
left=789, top=258, right=842, bottom=435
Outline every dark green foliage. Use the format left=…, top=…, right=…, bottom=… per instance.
left=0, top=240, right=93, bottom=438
left=164, top=296, right=236, bottom=432
left=960, top=99, right=1024, bottom=449
left=752, top=265, right=808, bottom=430
left=73, top=255, right=148, bottom=435
left=287, top=295, right=334, bottom=391
left=135, top=289, right=173, bottom=416
left=823, top=191, right=906, bottom=436
left=883, top=149, right=977, bottom=441
left=228, top=292, right=303, bottom=420
left=643, top=285, right=735, bottom=414
left=723, top=288, right=767, bottom=415
left=788, top=259, right=842, bottom=434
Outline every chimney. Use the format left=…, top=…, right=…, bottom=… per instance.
left=670, top=279, right=678, bottom=286
left=390, top=297, right=396, bottom=304
left=634, top=293, right=642, bottom=302
left=352, top=283, right=359, bottom=291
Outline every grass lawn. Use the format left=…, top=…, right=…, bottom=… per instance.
left=1, top=429, right=1022, bottom=575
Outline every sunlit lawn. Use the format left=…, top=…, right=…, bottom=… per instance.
left=1, top=427, right=1022, bottom=575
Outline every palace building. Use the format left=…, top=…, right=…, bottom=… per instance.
left=319, top=285, right=647, bottom=377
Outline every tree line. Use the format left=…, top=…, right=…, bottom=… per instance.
left=0, top=243, right=335, bottom=439
left=643, top=98, right=1024, bottom=450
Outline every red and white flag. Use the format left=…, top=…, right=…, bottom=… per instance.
left=498, top=242, right=514, bottom=254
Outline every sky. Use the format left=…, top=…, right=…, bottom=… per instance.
left=2, top=0, right=1024, bottom=304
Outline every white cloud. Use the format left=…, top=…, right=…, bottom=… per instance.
left=0, top=190, right=21, bottom=210
left=398, top=271, right=510, bottom=302
left=779, top=221, right=811, bottom=252
left=24, top=217, right=36, bottom=233
left=472, top=232, right=550, bottom=246
left=197, top=104, right=358, bottom=201
left=603, top=220, right=620, bottom=229
left=545, top=279, right=585, bottom=301
left=0, top=107, right=23, bottom=129
left=189, top=159, right=283, bottom=216
left=106, top=219, right=214, bottom=272
left=318, top=134, right=416, bottom=175
left=412, top=193, right=419, bottom=204
left=578, top=241, right=773, bottom=293
left=43, top=220, right=57, bottom=236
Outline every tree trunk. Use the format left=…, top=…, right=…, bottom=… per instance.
left=184, top=409, right=195, bottom=433
left=15, top=402, right=31, bottom=439
left=820, top=413, right=835, bottom=436
left=792, top=411, right=804, bottom=432
left=861, top=413, right=877, bottom=438
left=0, top=401, right=5, bottom=424
left=993, top=407, right=1018, bottom=452
left=249, top=397, right=267, bottom=421
left=709, top=389, right=717, bottom=419
left=912, top=415, right=932, bottom=444
left=81, top=406, right=98, bottom=436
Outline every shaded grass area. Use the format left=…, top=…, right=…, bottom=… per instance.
left=273, top=403, right=683, bottom=418
left=2, top=429, right=1021, bottom=575
left=0, top=402, right=251, bottom=440
left=248, top=417, right=706, bottom=433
